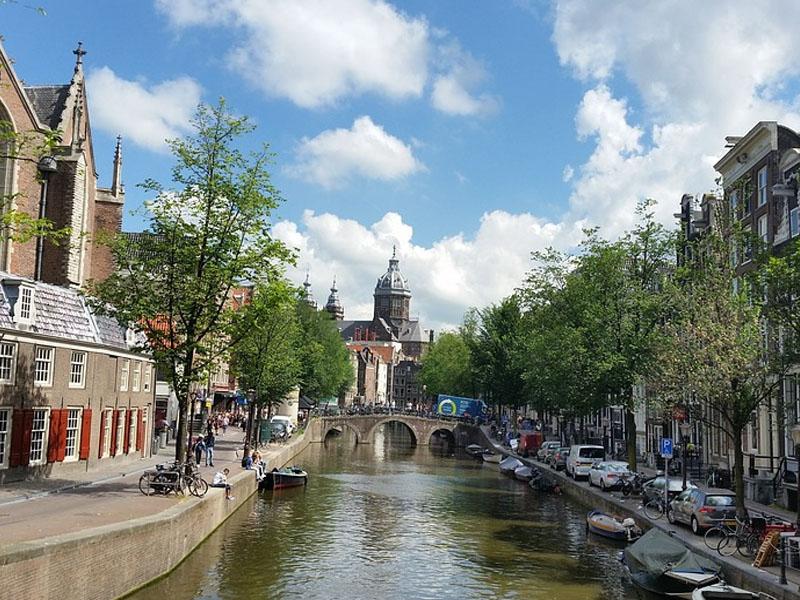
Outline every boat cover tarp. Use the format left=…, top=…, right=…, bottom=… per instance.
left=625, top=529, right=719, bottom=577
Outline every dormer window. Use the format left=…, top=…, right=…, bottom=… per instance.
left=16, top=285, right=34, bottom=325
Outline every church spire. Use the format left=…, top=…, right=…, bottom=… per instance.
left=111, top=135, right=123, bottom=198
left=325, top=276, right=344, bottom=321
left=302, top=272, right=318, bottom=309
left=73, top=41, right=86, bottom=70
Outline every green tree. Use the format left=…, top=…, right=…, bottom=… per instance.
left=295, top=302, right=353, bottom=400
left=87, top=99, right=293, bottom=462
left=232, top=279, right=301, bottom=445
left=420, top=331, right=474, bottom=398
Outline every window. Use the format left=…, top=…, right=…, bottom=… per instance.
left=132, top=362, right=141, bottom=392
left=743, top=226, right=752, bottom=262
left=730, top=189, right=739, bottom=217
left=141, top=406, right=148, bottom=449
left=792, top=207, right=799, bottom=237
left=102, top=410, right=113, bottom=457
left=758, top=214, right=768, bottom=243
left=0, top=409, right=9, bottom=467
left=120, top=359, right=130, bottom=392
left=128, top=409, right=137, bottom=453
left=143, top=365, right=152, bottom=392
left=69, top=351, right=86, bottom=388
left=16, top=285, right=34, bottom=324
left=34, top=346, right=54, bottom=386
left=29, top=408, right=49, bottom=465
left=64, top=408, right=81, bottom=461
left=115, top=409, right=126, bottom=455
left=758, top=167, right=768, bottom=207
left=0, top=342, right=16, bottom=383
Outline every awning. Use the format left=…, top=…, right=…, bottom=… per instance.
left=298, top=396, right=317, bottom=410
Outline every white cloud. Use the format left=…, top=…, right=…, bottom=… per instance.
left=287, top=116, right=425, bottom=188
left=274, top=209, right=569, bottom=332
left=87, top=67, right=201, bottom=152
left=155, top=0, right=497, bottom=115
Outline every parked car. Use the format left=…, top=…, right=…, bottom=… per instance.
left=641, top=476, right=697, bottom=505
left=270, top=415, right=294, bottom=436
left=588, top=461, right=631, bottom=491
left=668, top=488, right=738, bottom=535
left=536, top=440, right=561, bottom=461
left=566, top=445, right=605, bottom=479
left=548, top=447, right=570, bottom=470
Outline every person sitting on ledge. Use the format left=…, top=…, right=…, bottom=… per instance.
left=212, top=468, right=234, bottom=500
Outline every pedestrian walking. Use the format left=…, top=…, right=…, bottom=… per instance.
left=222, top=415, right=229, bottom=435
left=205, top=433, right=216, bottom=466
left=193, top=435, right=205, bottom=464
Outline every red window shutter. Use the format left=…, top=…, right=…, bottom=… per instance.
left=9, top=410, right=24, bottom=467
left=47, top=409, right=61, bottom=463
left=79, top=409, right=92, bottom=460
left=136, top=409, right=144, bottom=452
left=98, top=410, right=106, bottom=459
left=20, top=410, right=33, bottom=465
left=123, top=410, right=131, bottom=454
left=109, top=410, right=118, bottom=456
left=57, top=410, right=68, bottom=462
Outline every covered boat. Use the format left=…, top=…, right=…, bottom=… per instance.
left=692, top=583, right=760, bottom=600
left=499, top=456, right=523, bottom=475
left=622, top=529, right=720, bottom=598
left=465, top=444, right=485, bottom=457
left=482, top=450, right=502, bottom=464
left=514, top=465, right=538, bottom=482
left=586, top=510, right=641, bottom=542
left=259, top=466, right=309, bottom=490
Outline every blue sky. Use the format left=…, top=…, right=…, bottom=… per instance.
left=4, top=1, right=800, bottom=332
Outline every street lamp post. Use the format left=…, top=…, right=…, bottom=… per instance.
left=791, top=424, right=800, bottom=531
left=679, top=421, right=692, bottom=491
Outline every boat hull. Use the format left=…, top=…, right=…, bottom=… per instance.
left=586, top=510, right=640, bottom=542
left=259, top=469, right=308, bottom=491
left=482, top=451, right=502, bottom=464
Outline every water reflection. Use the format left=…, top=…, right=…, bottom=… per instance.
left=131, top=423, right=637, bottom=600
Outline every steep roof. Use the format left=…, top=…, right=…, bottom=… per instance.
left=23, top=85, right=70, bottom=130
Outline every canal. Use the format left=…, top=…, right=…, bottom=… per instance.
left=131, top=424, right=637, bottom=600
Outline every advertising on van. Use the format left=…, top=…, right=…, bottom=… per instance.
left=435, top=395, right=488, bottom=420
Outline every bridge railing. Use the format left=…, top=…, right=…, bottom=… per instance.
left=310, top=407, right=479, bottom=425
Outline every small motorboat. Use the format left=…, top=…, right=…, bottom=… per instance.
left=499, top=456, right=523, bottom=475
left=465, top=443, right=485, bottom=457
left=622, top=529, right=720, bottom=598
left=586, top=510, right=641, bottom=542
left=259, top=466, right=308, bottom=490
left=514, top=464, right=538, bottom=482
left=692, top=582, right=761, bottom=600
left=529, top=472, right=561, bottom=493
left=482, top=450, right=502, bottom=464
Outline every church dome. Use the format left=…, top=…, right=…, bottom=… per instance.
left=325, top=277, right=344, bottom=320
left=374, top=247, right=411, bottom=297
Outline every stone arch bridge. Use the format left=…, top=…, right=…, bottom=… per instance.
left=306, top=414, right=471, bottom=446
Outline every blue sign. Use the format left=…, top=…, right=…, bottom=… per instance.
left=660, top=437, right=673, bottom=458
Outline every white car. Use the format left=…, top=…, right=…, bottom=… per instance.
left=588, top=461, right=630, bottom=491
left=269, top=415, right=295, bottom=436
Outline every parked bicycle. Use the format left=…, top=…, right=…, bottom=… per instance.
left=620, top=472, right=652, bottom=497
left=139, top=460, right=208, bottom=497
left=643, top=496, right=673, bottom=520
left=703, top=517, right=739, bottom=550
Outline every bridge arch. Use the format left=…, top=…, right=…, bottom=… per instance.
left=320, top=420, right=362, bottom=444
left=314, top=414, right=460, bottom=446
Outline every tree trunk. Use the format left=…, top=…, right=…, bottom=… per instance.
left=626, top=409, right=637, bottom=472
left=733, top=427, right=746, bottom=519
left=173, top=349, right=195, bottom=463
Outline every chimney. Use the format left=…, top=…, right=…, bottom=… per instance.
left=429, top=329, right=434, bottom=343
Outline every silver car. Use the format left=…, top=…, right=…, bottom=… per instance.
left=668, top=488, right=738, bottom=535
left=588, top=461, right=630, bottom=491
left=641, top=476, right=697, bottom=504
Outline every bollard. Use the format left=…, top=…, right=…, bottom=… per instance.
left=781, top=534, right=787, bottom=586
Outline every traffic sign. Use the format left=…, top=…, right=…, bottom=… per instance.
left=660, top=437, right=673, bottom=458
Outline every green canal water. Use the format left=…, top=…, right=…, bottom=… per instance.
left=131, top=424, right=638, bottom=600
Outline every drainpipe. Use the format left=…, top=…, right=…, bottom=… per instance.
left=35, top=155, right=58, bottom=281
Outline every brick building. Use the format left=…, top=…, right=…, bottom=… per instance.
left=0, top=40, right=154, bottom=482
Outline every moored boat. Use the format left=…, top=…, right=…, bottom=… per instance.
left=259, top=466, right=308, bottom=490
left=482, top=450, right=502, bottom=464
left=499, top=456, right=523, bottom=475
left=586, top=510, right=641, bottom=542
left=465, top=443, right=485, bottom=457
left=514, top=465, right=538, bottom=482
left=691, top=583, right=760, bottom=600
left=622, top=529, right=720, bottom=598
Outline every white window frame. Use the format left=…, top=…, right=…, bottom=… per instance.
left=64, top=407, right=82, bottom=462
left=69, top=351, right=86, bottom=389
left=102, top=410, right=113, bottom=458
left=141, top=406, right=148, bottom=453
left=128, top=408, right=138, bottom=453
left=758, top=214, right=768, bottom=243
left=120, top=359, right=130, bottom=392
left=115, top=409, right=126, bottom=455
left=0, top=342, right=16, bottom=384
left=0, top=408, right=10, bottom=468
left=16, top=285, right=35, bottom=325
left=132, top=362, right=141, bottom=393
left=34, top=346, right=54, bottom=387
left=29, top=407, right=50, bottom=465
left=730, top=189, right=739, bottom=216
left=143, top=365, right=151, bottom=392
left=791, top=207, right=799, bottom=238
left=758, top=166, right=768, bottom=207
left=743, top=225, right=752, bottom=263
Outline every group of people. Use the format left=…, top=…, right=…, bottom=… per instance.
left=241, top=446, right=267, bottom=481
left=192, top=433, right=217, bottom=466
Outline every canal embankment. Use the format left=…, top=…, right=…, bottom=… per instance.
left=478, top=428, right=800, bottom=600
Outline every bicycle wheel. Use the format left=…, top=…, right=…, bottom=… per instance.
left=717, top=533, right=739, bottom=556
left=738, top=533, right=760, bottom=558
left=704, top=526, right=727, bottom=550
left=643, top=500, right=664, bottom=520
left=138, top=474, right=154, bottom=496
left=189, top=477, right=209, bottom=497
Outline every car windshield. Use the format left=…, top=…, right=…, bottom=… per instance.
left=705, top=495, right=735, bottom=507
left=579, top=448, right=605, bottom=459
left=606, top=463, right=629, bottom=472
